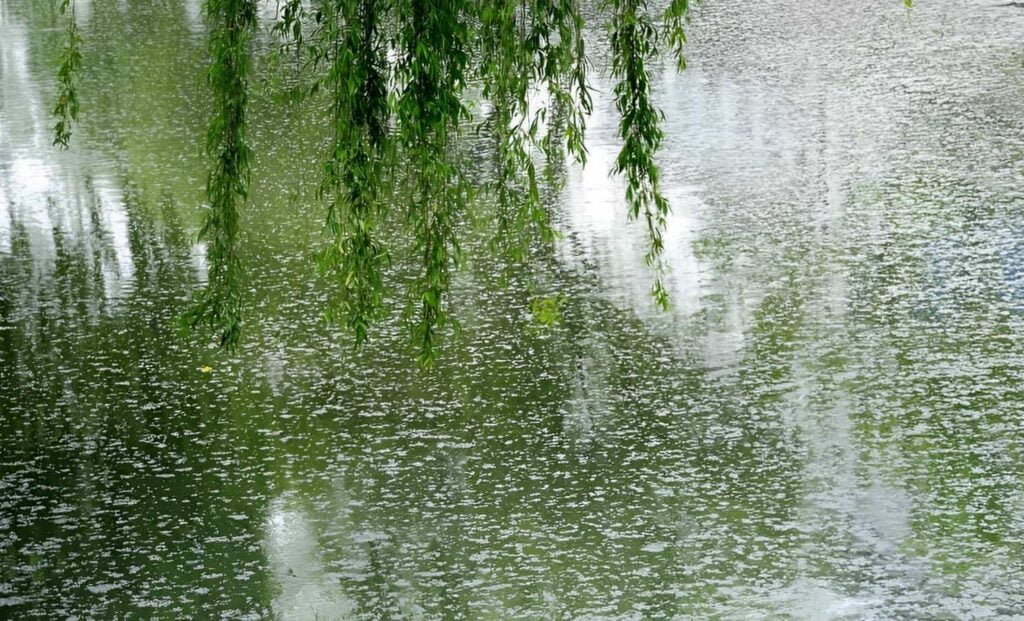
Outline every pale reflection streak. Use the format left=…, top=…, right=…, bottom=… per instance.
left=184, top=0, right=202, bottom=32
left=560, top=21, right=926, bottom=613
left=559, top=92, right=707, bottom=319
left=265, top=494, right=357, bottom=621
left=75, top=0, right=92, bottom=25
left=560, top=71, right=756, bottom=371
left=0, top=181, right=9, bottom=253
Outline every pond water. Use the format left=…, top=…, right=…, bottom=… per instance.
left=2, top=0, right=1024, bottom=618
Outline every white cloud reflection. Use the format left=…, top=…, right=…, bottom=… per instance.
left=0, top=3, right=136, bottom=304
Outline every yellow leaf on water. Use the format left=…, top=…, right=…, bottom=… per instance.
left=199, top=366, right=213, bottom=373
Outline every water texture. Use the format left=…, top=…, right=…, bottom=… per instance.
left=1, top=0, right=1023, bottom=618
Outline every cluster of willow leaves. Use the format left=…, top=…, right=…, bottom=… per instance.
left=51, top=0, right=908, bottom=366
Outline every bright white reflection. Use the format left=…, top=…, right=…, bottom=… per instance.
left=264, top=494, right=357, bottom=620
left=95, top=181, right=136, bottom=300
left=190, top=242, right=208, bottom=283
left=75, top=0, right=92, bottom=25
left=557, top=79, right=713, bottom=351
left=184, top=0, right=202, bottom=32
left=0, top=182, right=10, bottom=253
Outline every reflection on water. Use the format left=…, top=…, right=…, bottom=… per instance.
left=266, top=494, right=358, bottom=619
left=2, top=0, right=1024, bottom=618
left=0, top=5, right=136, bottom=306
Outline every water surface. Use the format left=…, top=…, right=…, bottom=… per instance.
left=2, top=0, right=1024, bottom=618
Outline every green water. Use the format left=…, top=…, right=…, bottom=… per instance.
left=2, top=1, right=1024, bottom=618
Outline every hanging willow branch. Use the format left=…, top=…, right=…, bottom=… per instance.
left=477, top=0, right=591, bottom=262
left=182, top=0, right=258, bottom=347
left=478, top=0, right=541, bottom=259
left=395, top=0, right=472, bottom=366
left=611, top=0, right=671, bottom=309
left=52, top=0, right=81, bottom=149
left=52, top=0, right=911, bottom=362
left=316, top=0, right=391, bottom=346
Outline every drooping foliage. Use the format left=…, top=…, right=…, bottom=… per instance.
left=217, top=0, right=689, bottom=363
left=52, top=0, right=81, bottom=149
left=49, top=0, right=914, bottom=363
left=182, top=0, right=258, bottom=347
left=312, top=0, right=391, bottom=348
left=395, top=0, right=474, bottom=366
left=611, top=0, right=671, bottom=309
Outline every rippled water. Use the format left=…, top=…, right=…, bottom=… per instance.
left=2, top=0, right=1024, bottom=618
